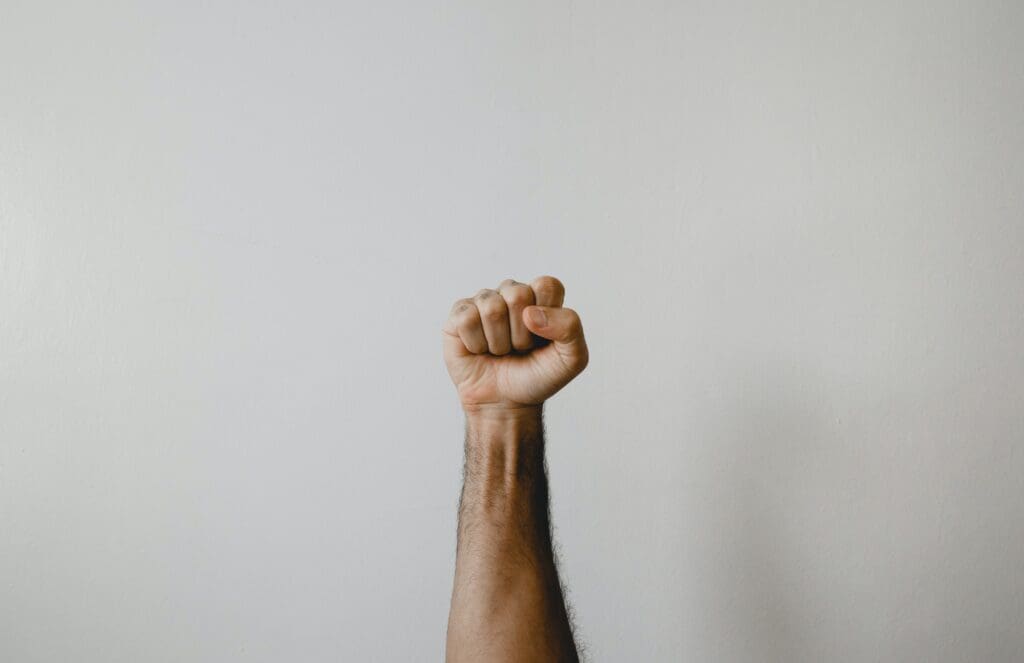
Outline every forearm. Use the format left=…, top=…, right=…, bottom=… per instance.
left=446, top=406, right=579, bottom=663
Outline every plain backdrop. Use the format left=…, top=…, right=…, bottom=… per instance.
left=2, top=2, right=1023, bottom=661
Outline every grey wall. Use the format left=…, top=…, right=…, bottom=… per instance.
left=2, top=2, right=1022, bottom=661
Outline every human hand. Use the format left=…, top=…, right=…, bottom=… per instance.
left=441, top=276, right=589, bottom=417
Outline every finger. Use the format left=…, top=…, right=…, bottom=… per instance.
left=529, top=275, right=565, bottom=308
left=497, top=278, right=535, bottom=351
left=474, top=288, right=511, bottom=355
left=446, top=298, right=487, bottom=354
left=522, top=305, right=589, bottom=371
left=442, top=300, right=469, bottom=358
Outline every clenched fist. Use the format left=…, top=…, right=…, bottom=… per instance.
left=442, top=275, right=589, bottom=414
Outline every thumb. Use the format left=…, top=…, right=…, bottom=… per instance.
left=522, top=305, right=589, bottom=367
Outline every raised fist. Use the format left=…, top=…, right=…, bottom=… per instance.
left=441, top=276, right=589, bottom=414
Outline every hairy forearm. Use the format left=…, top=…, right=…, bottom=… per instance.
left=446, top=406, right=579, bottom=663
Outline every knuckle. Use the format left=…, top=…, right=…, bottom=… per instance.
left=475, top=292, right=507, bottom=320
left=564, top=307, right=582, bottom=330
left=481, top=304, right=506, bottom=322
left=454, top=301, right=478, bottom=325
left=501, top=284, right=533, bottom=307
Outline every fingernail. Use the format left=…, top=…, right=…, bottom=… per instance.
left=528, top=307, right=547, bottom=327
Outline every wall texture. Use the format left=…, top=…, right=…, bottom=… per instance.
left=2, top=2, right=1022, bottom=661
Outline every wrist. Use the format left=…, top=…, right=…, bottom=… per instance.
left=463, top=404, right=544, bottom=462
left=461, top=403, right=546, bottom=504
left=462, top=402, right=543, bottom=425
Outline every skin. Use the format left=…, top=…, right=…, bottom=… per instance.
left=442, top=275, right=589, bottom=663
